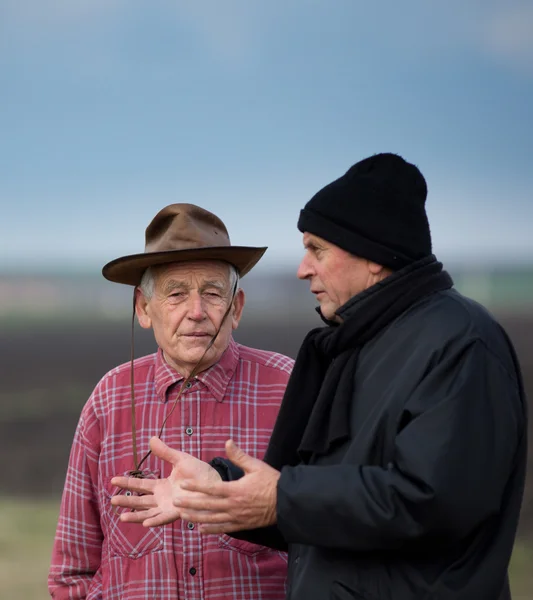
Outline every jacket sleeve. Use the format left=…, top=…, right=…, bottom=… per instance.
left=209, top=456, right=244, bottom=481
left=276, top=339, right=525, bottom=551
left=230, top=525, right=289, bottom=551
left=48, top=402, right=103, bottom=599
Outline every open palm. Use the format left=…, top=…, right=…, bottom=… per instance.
left=110, top=437, right=220, bottom=527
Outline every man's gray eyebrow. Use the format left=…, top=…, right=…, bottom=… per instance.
left=201, top=280, right=226, bottom=291
left=160, top=279, right=228, bottom=293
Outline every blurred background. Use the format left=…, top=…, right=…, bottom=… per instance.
left=1, top=1, right=532, bottom=598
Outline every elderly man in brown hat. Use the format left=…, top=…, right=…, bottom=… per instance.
left=48, top=204, right=293, bottom=600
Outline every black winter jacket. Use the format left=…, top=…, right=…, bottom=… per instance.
left=217, top=289, right=527, bottom=600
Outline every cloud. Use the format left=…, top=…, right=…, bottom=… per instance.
left=475, top=2, right=533, bottom=73
left=1, top=0, right=269, bottom=69
left=172, top=1, right=271, bottom=67
left=4, top=0, right=532, bottom=76
left=1, top=0, right=125, bottom=27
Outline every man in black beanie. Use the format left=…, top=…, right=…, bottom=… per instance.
left=297, top=152, right=432, bottom=271
left=111, top=153, right=528, bottom=600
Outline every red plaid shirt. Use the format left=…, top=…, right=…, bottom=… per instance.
left=49, top=338, right=293, bottom=600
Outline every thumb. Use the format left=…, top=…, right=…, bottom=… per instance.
left=225, top=439, right=258, bottom=473
left=149, top=436, right=182, bottom=466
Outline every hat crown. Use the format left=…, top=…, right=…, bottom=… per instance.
left=145, top=203, right=231, bottom=253
left=343, top=152, right=427, bottom=203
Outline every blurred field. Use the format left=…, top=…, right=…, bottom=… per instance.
left=509, top=543, right=533, bottom=599
left=0, top=496, right=531, bottom=600
left=0, top=497, right=58, bottom=600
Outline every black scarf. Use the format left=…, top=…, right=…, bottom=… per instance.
left=263, top=255, right=453, bottom=470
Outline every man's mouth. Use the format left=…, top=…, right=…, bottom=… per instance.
left=184, top=332, right=211, bottom=337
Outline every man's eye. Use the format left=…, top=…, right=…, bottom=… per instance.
left=205, top=292, right=221, bottom=298
left=170, top=292, right=185, bottom=298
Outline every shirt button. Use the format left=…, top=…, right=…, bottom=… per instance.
left=185, top=427, right=194, bottom=436
left=185, top=381, right=192, bottom=389
left=187, top=522, right=195, bottom=530
left=189, top=567, right=197, bottom=576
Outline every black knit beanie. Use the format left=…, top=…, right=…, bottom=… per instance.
left=297, top=153, right=432, bottom=270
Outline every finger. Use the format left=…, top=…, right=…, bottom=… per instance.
left=110, top=476, right=157, bottom=495
left=180, top=479, right=230, bottom=497
left=149, top=437, right=185, bottom=465
left=110, top=493, right=156, bottom=510
left=180, top=510, right=232, bottom=524
left=118, top=508, right=160, bottom=523
left=143, top=514, right=176, bottom=528
left=225, top=440, right=257, bottom=473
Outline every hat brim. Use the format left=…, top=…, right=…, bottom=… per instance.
left=102, top=246, right=267, bottom=286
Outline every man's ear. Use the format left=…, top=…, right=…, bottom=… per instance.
left=367, top=261, right=385, bottom=275
left=231, top=288, right=245, bottom=330
left=367, top=260, right=393, bottom=281
left=135, top=287, right=152, bottom=330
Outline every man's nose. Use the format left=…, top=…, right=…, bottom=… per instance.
left=186, top=293, right=206, bottom=320
left=297, top=255, right=312, bottom=280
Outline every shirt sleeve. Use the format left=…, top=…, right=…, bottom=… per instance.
left=48, top=400, right=103, bottom=599
left=276, top=339, right=525, bottom=551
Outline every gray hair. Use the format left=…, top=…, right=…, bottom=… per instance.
left=139, top=263, right=240, bottom=300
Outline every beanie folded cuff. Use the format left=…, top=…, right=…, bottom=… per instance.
left=298, top=208, right=413, bottom=270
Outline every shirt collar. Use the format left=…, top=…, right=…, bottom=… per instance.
left=154, top=337, right=239, bottom=403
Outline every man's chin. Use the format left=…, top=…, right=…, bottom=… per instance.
left=181, top=337, right=212, bottom=349
left=318, top=301, right=335, bottom=321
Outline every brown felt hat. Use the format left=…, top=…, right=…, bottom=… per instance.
left=102, top=203, right=267, bottom=285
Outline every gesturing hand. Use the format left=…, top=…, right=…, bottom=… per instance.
left=176, top=439, right=281, bottom=534
left=110, top=437, right=221, bottom=527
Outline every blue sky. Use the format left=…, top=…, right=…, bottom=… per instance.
left=1, top=0, right=532, bottom=274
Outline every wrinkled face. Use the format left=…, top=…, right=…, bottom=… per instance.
left=135, top=261, right=244, bottom=376
left=297, top=232, right=388, bottom=321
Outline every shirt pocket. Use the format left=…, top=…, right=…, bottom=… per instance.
left=103, top=470, right=164, bottom=558
left=218, top=533, right=275, bottom=557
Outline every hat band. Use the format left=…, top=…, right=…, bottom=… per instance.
left=297, top=208, right=413, bottom=270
